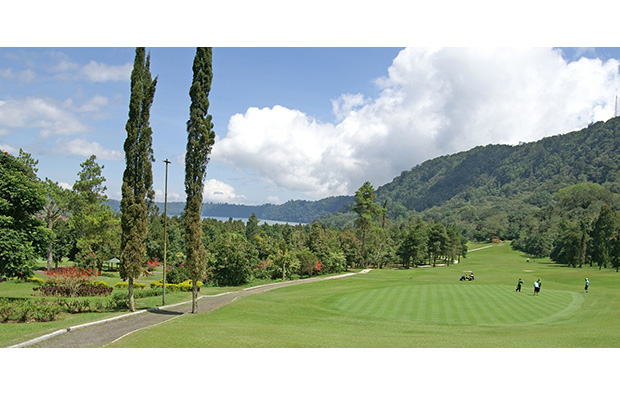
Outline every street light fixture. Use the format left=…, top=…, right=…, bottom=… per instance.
left=162, top=158, right=171, bottom=305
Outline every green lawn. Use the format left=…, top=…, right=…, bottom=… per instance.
left=109, top=242, right=620, bottom=347
left=0, top=269, right=288, bottom=347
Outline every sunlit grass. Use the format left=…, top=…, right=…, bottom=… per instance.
left=109, top=243, right=619, bottom=348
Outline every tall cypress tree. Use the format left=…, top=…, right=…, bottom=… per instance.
left=185, top=47, right=215, bottom=313
left=120, top=47, right=157, bottom=312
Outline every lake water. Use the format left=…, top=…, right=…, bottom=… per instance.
left=202, top=216, right=306, bottom=226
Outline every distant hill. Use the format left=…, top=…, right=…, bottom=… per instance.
left=107, top=195, right=354, bottom=224
left=377, top=117, right=620, bottom=211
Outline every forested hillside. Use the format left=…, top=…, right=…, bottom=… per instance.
left=368, top=117, right=620, bottom=239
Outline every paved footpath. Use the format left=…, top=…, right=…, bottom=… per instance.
left=10, top=270, right=370, bottom=348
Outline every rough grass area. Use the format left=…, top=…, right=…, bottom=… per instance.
left=109, top=242, right=620, bottom=348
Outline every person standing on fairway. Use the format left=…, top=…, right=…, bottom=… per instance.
left=516, top=278, right=524, bottom=292
left=534, top=279, right=540, bottom=296
left=585, top=278, right=589, bottom=293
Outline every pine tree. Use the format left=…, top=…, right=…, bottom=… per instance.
left=120, top=47, right=157, bottom=312
left=184, top=47, right=215, bottom=313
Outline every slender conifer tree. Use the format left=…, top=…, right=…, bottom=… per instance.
left=185, top=47, right=215, bottom=313
left=120, top=47, right=157, bottom=312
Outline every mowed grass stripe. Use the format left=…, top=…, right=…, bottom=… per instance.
left=468, top=284, right=497, bottom=324
left=333, top=284, right=579, bottom=325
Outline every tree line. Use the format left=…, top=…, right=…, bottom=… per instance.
left=511, top=182, right=620, bottom=271
left=1, top=147, right=469, bottom=288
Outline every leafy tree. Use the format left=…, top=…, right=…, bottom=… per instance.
left=0, top=151, right=46, bottom=279
left=70, top=155, right=120, bottom=272
left=397, top=219, right=428, bottom=267
left=296, top=247, right=318, bottom=277
left=120, top=47, right=157, bottom=312
left=550, top=220, right=582, bottom=267
left=41, top=179, right=73, bottom=271
left=427, top=221, right=448, bottom=267
left=591, top=205, right=619, bottom=270
left=446, top=223, right=466, bottom=266
left=610, top=227, right=620, bottom=272
left=209, top=233, right=255, bottom=286
left=184, top=47, right=216, bottom=312
left=353, top=181, right=383, bottom=266
left=246, top=213, right=259, bottom=243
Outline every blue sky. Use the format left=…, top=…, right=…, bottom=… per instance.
left=0, top=47, right=402, bottom=204
left=3, top=47, right=620, bottom=205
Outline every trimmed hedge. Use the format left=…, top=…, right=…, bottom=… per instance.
left=150, top=279, right=202, bottom=292
left=35, top=283, right=113, bottom=297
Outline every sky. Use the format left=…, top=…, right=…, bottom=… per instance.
left=3, top=46, right=620, bottom=206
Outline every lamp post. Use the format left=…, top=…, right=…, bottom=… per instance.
left=162, top=158, right=171, bottom=306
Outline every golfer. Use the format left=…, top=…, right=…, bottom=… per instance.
left=534, top=279, right=540, bottom=296
left=516, top=278, right=524, bottom=292
left=585, top=278, right=589, bottom=293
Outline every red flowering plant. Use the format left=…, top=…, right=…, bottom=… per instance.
left=43, top=267, right=96, bottom=297
left=147, top=257, right=160, bottom=272
left=316, top=260, right=322, bottom=272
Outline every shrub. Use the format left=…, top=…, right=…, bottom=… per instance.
left=165, top=264, right=190, bottom=285
left=150, top=279, right=198, bottom=292
left=61, top=299, right=91, bottom=314
left=134, top=287, right=164, bottom=298
left=27, top=277, right=45, bottom=284
left=90, top=280, right=111, bottom=287
left=0, top=298, right=63, bottom=323
left=44, top=267, right=97, bottom=297
left=177, top=279, right=202, bottom=292
left=109, top=293, right=129, bottom=309
left=35, top=283, right=112, bottom=297
left=114, top=282, right=146, bottom=289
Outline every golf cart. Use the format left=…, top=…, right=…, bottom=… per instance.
left=460, top=271, right=474, bottom=281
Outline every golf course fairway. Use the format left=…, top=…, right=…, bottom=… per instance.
left=108, top=242, right=620, bottom=347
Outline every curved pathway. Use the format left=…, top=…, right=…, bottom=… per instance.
left=10, top=270, right=371, bottom=348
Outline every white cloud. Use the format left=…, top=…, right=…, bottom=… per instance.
left=58, top=182, right=72, bottom=190
left=78, top=95, right=109, bottom=113
left=267, top=196, right=281, bottom=204
left=154, top=189, right=182, bottom=202
left=0, top=97, right=90, bottom=136
left=332, top=93, right=369, bottom=121
left=203, top=179, right=246, bottom=204
left=0, top=143, right=18, bottom=154
left=50, top=58, right=131, bottom=82
left=51, top=60, right=79, bottom=73
left=80, top=61, right=132, bottom=82
left=214, top=48, right=620, bottom=199
left=65, top=138, right=123, bottom=161
left=0, top=68, right=36, bottom=83
left=214, top=105, right=354, bottom=198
